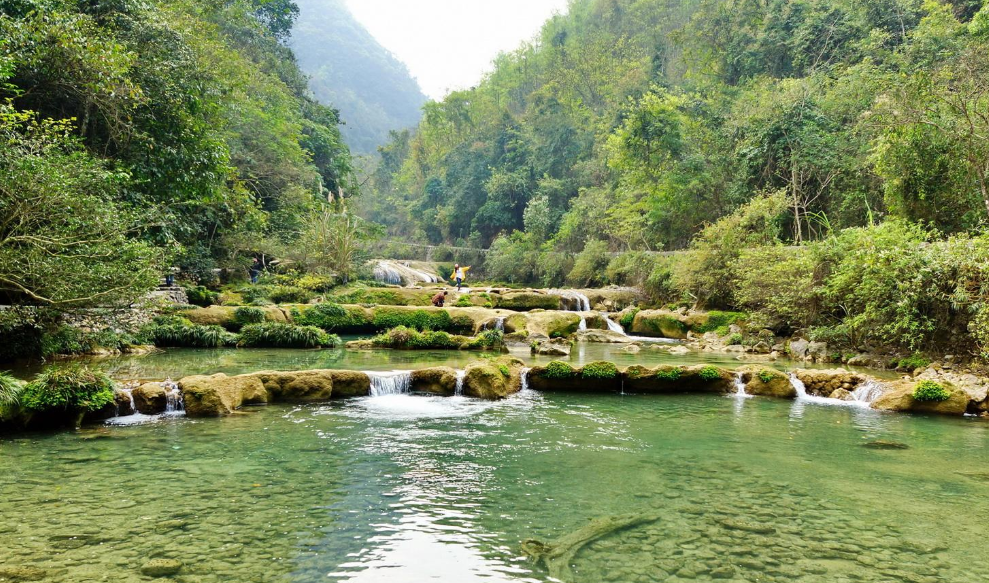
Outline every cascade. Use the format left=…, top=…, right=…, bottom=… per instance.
left=789, top=373, right=809, bottom=398
left=520, top=369, right=530, bottom=392
left=578, top=317, right=588, bottom=331
left=604, top=316, right=626, bottom=335
left=455, top=370, right=466, bottom=396
left=368, top=371, right=413, bottom=396
left=551, top=290, right=592, bottom=312
left=734, top=372, right=753, bottom=399
left=788, top=373, right=878, bottom=409
left=495, top=317, right=505, bottom=332
left=852, top=381, right=884, bottom=404
left=163, top=379, right=184, bottom=414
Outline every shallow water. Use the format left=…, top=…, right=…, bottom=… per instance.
left=1, top=392, right=987, bottom=582
left=7, top=342, right=893, bottom=382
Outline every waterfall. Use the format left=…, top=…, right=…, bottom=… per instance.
left=520, top=369, right=530, bottom=392
left=371, top=260, right=439, bottom=287
left=852, top=381, right=884, bottom=404
left=551, top=290, right=592, bottom=312
left=163, top=379, right=184, bottom=414
left=368, top=371, right=413, bottom=396
left=734, top=372, right=753, bottom=399
left=495, top=317, right=505, bottom=332
left=789, top=373, right=809, bottom=398
left=605, top=316, right=625, bottom=335
left=454, top=370, right=466, bottom=396
left=578, top=317, right=588, bottom=331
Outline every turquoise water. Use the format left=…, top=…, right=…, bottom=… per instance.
left=8, top=343, right=893, bottom=381
left=1, top=391, right=987, bottom=582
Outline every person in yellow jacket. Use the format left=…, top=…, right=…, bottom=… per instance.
left=450, top=264, right=471, bottom=291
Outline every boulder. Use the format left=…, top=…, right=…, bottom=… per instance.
left=531, top=338, right=571, bottom=356
left=494, top=292, right=560, bottom=311
left=140, top=559, right=183, bottom=577
left=132, top=382, right=167, bottom=414
left=740, top=368, right=795, bottom=399
left=253, top=371, right=334, bottom=402
left=575, top=329, right=632, bottom=344
left=788, top=339, right=809, bottom=359
left=623, top=365, right=731, bottom=394
left=411, top=367, right=459, bottom=396
left=915, top=369, right=989, bottom=403
left=524, top=312, right=582, bottom=338
left=182, top=305, right=289, bottom=329
left=847, top=353, right=880, bottom=368
left=179, top=374, right=268, bottom=417
left=329, top=370, right=371, bottom=398
left=621, top=344, right=641, bottom=354
left=806, top=341, right=830, bottom=363
left=829, top=388, right=855, bottom=402
left=463, top=359, right=523, bottom=400
left=114, top=390, right=135, bottom=416
left=630, top=310, right=688, bottom=339
left=872, top=381, right=971, bottom=416
left=580, top=312, right=608, bottom=330
left=528, top=362, right=581, bottom=392
left=793, top=369, right=865, bottom=398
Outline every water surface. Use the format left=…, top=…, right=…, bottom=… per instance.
left=1, top=392, right=986, bottom=582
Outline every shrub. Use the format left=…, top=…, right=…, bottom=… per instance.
left=371, top=326, right=461, bottom=350
left=656, top=367, right=683, bottom=381
left=727, top=333, right=744, bottom=346
left=455, top=295, right=474, bottom=307
left=498, top=364, right=511, bottom=377
left=373, top=308, right=454, bottom=332
left=694, top=311, right=747, bottom=334
left=234, top=307, right=266, bottom=327
left=0, top=372, right=24, bottom=419
left=240, top=285, right=274, bottom=304
left=465, top=329, right=505, bottom=349
left=699, top=366, right=721, bottom=382
left=897, top=354, right=930, bottom=371
left=606, top=252, right=658, bottom=288
left=185, top=285, right=220, bottom=307
left=145, top=316, right=232, bottom=348
left=758, top=370, right=775, bottom=383
left=238, top=323, right=336, bottom=348
left=295, top=274, right=336, bottom=292
left=268, top=286, right=313, bottom=304
left=619, top=308, right=640, bottom=330
left=20, top=366, right=114, bottom=414
left=39, top=326, right=141, bottom=357
left=294, top=303, right=351, bottom=330
left=913, top=380, right=951, bottom=402
left=735, top=247, right=821, bottom=329
left=582, top=361, right=618, bottom=380
left=543, top=361, right=577, bottom=379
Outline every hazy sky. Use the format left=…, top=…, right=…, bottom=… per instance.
left=344, top=0, right=570, bottom=100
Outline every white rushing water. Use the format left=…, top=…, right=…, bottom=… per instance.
left=734, top=372, right=753, bottom=399
left=371, top=260, right=439, bottom=287
left=107, top=381, right=184, bottom=426
left=578, top=317, right=588, bottom=331
left=520, top=369, right=530, bottom=392
left=551, top=290, right=592, bottom=312
left=163, top=379, right=184, bottom=414
left=788, top=373, right=877, bottom=409
left=605, top=317, right=625, bottom=334
left=495, top=317, right=505, bottom=332
left=368, top=371, right=413, bottom=397
left=454, top=370, right=466, bottom=396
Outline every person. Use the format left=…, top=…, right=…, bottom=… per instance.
left=249, top=257, right=262, bottom=284
left=164, top=266, right=177, bottom=287
left=450, top=264, right=471, bottom=291
left=431, top=290, right=448, bottom=307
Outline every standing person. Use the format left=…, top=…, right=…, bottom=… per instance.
left=249, top=257, right=262, bottom=284
left=450, top=264, right=471, bottom=291
left=431, top=290, right=448, bottom=307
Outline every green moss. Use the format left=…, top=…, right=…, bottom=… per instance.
left=464, top=330, right=505, bottom=349
left=727, top=333, right=744, bottom=346
left=454, top=295, right=474, bottom=307
left=185, top=285, right=220, bottom=307
left=371, top=326, right=464, bottom=350
left=40, top=326, right=144, bottom=357
left=372, top=308, right=454, bottom=332
left=238, top=323, right=337, bottom=348
left=913, top=380, right=950, bottom=402
left=693, top=311, right=747, bottom=334
left=699, top=366, right=721, bottom=382
left=581, top=361, right=619, bottom=380
left=543, top=361, right=577, bottom=380
left=268, top=286, right=312, bottom=305
left=498, top=364, right=511, bottom=377
left=898, top=354, right=930, bottom=371
left=656, top=367, right=683, bottom=381
left=619, top=308, right=640, bottom=330
left=20, top=365, right=114, bottom=414
left=758, top=370, right=775, bottom=383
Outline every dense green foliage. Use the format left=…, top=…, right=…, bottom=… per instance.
left=913, top=380, right=951, bottom=402
left=366, top=0, right=989, bottom=288
left=186, top=286, right=221, bottom=308
left=290, top=0, right=426, bottom=153
left=1, top=0, right=357, bottom=310
left=144, top=316, right=233, bottom=348
left=234, top=307, right=267, bottom=327
left=369, top=326, right=503, bottom=350
left=543, top=361, right=578, bottom=380
left=0, top=371, right=22, bottom=419
left=238, top=322, right=337, bottom=348
left=20, top=365, right=114, bottom=414
left=698, top=366, right=721, bottom=382
left=581, top=361, right=619, bottom=380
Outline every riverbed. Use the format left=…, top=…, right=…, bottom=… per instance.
left=1, top=390, right=986, bottom=582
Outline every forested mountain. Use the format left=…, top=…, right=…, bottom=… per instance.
left=290, top=0, right=427, bottom=154
left=0, top=0, right=356, bottom=306
left=366, top=0, right=989, bottom=256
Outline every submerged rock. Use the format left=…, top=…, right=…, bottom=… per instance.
left=862, top=440, right=909, bottom=450
left=140, top=558, right=182, bottom=577
left=829, top=388, right=855, bottom=402
left=0, top=566, right=46, bottom=581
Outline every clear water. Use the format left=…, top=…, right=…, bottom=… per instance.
left=7, top=342, right=894, bottom=382
left=2, top=392, right=987, bottom=582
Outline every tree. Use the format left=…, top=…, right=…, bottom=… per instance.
left=0, top=106, right=163, bottom=307
left=285, top=206, right=381, bottom=282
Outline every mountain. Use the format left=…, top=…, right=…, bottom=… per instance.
left=290, top=0, right=428, bottom=154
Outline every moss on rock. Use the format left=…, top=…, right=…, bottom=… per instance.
left=411, top=367, right=459, bottom=396
left=179, top=374, right=268, bottom=417
left=494, top=292, right=560, bottom=311
left=740, top=367, right=794, bottom=398
left=630, top=310, right=689, bottom=339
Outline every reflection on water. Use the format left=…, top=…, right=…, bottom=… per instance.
left=2, top=392, right=988, bottom=582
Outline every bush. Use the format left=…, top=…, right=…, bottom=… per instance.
left=727, top=333, right=744, bottom=346
left=567, top=239, right=611, bottom=287
left=581, top=361, right=618, bottom=380
left=293, top=303, right=352, bottom=330
left=897, top=354, right=930, bottom=371
left=185, top=285, right=221, bottom=307
left=543, top=361, right=577, bottom=379
left=240, top=285, right=274, bottom=304
left=20, top=365, right=114, bottom=414
left=735, top=247, right=821, bottom=329
left=913, top=380, right=950, bottom=402
left=465, top=329, right=505, bottom=349
left=758, top=370, right=775, bottom=383
left=699, top=366, right=721, bottom=381
left=371, top=326, right=460, bottom=350
left=0, top=371, right=24, bottom=419
left=238, top=323, right=336, bottom=348
left=234, top=307, right=266, bottom=327
left=268, top=286, right=313, bottom=304
left=295, top=274, right=336, bottom=292
left=372, top=308, right=455, bottom=332
left=145, top=316, right=233, bottom=348
left=454, top=295, right=474, bottom=307
left=606, top=252, right=658, bottom=288
left=656, top=367, right=683, bottom=381
left=39, top=326, right=141, bottom=357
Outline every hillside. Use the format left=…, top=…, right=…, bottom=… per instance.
left=291, top=0, right=427, bottom=153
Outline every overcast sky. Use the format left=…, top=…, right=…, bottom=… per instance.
left=343, top=0, right=571, bottom=100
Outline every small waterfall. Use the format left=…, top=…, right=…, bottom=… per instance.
left=552, top=290, right=592, bottom=312
left=520, top=369, right=530, bottom=392
left=163, top=379, right=184, bottom=414
left=734, top=372, right=753, bottom=399
left=117, top=386, right=137, bottom=416
left=789, top=373, right=809, bottom=398
left=604, top=315, right=627, bottom=335
left=578, top=317, right=588, bottom=331
left=852, top=381, right=884, bottom=405
left=454, top=370, right=466, bottom=396
left=368, top=371, right=413, bottom=396
left=495, top=317, right=505, bottom=332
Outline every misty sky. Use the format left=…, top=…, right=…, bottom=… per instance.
left=344, top=0, right=571, bottom=100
